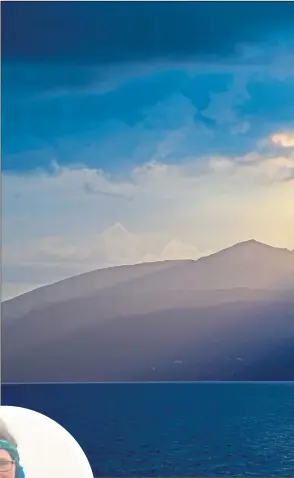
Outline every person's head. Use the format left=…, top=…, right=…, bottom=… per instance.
left=0, top=420, right=20, bottom=478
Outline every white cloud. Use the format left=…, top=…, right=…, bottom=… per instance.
left=260, top=156, right=294, bottom=182
left=272, top=132, right=294, bottom=148
left=3, top=145, right=294, bottom=299
left=4, top=42, right=294, bottom=300
left=2, top=221, right=203, bottom=299
left=158, top=239, right=200, bottom=261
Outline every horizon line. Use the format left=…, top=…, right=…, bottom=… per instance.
left=2, top=381, right=294, bottom=386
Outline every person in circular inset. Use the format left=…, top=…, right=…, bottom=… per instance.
left=0, top=420, right=25, bottom=478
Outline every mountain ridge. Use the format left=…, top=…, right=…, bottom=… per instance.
left=3, top=239, right=294, bottom=322
left=2, top=238, right=294, bottom=382
left=3, top=238, right=293, bottom=304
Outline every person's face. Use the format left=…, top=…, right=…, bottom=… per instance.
left=0, top=450, right=15, bottom=478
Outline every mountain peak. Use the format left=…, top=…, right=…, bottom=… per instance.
left=237, top=239, right=293, bottom=254
left=240, top=239, right=269, bottom=249
left=242, top=239, right=264, bottom=245
left=229, top=239, right=286, bottom=252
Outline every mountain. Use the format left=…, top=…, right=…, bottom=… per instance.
left=2, top=240, right=294, bottom=382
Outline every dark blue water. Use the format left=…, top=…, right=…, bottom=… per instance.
left=2, top=383, right=294, bottom=476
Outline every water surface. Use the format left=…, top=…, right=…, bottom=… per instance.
left=2, top=383, right=294, bottom=476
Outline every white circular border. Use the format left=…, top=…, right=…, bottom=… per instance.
left=0, top=406, right=94, bottom=478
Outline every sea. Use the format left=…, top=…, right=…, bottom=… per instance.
left=2, top=383, right=294, bottom=477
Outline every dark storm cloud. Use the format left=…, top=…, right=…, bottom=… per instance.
left=2, top=1, right=294, bottom=64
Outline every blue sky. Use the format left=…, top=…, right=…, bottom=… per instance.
left=2, top=2, right=294, bottom=299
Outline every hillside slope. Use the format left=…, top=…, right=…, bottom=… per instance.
left=2, top=240, right=294, bottom=382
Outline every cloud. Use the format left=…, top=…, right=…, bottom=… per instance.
left=3, top=4, right=294, bottom=302
left=3, top=224, right=201, bottom=270
left=272, top=132, right=294, bottom=148
left=3, top=141, right=294, bottom=299
left=3, top=45, right=294, bottom=178
left=261, top=156, right=294, bottom=182
left=2, top=223, right=202, bottom=300
left=3, top=2, right=294, bottom=64
left=201, top=73, right=250, bottom=129
left=158, top=239, right=200, bottom=261
left=82, top=181, right=134, bottom=201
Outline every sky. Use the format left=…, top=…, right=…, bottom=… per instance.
left=2, top=1, right=294, bottom=299
left=0, top=406, right=93, bottom=478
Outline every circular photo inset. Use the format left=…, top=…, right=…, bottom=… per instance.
left=0, top=406, right=94, bottom=478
